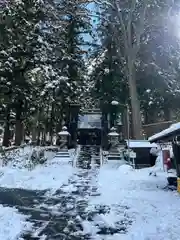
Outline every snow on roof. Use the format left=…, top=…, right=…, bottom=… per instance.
left=58, top=131, right=70, bottom=136
left=108, top=132, right=119, bottom=136
left=58, top=126, right=70, bottom=136
left=148, top=122, right=180, bottom=142
left=126, top=140, right=158, bottom=148
left=78, top=114, right=101, bottom=129
left=111, top=100, right=119, bottom=105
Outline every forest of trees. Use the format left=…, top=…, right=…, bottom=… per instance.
left=1, top=0, right=180, bottom=146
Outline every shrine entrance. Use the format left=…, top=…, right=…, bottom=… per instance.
left=77, top=111, right=102, bottom=146
left=67, top=104, right=126, bottom=149
left=77, top=129, right=101, bottom=146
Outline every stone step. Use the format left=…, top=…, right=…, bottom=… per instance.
left=108, top=152, right=120, bottom=155
left=108, top=156, right=122, bottom=160
left=55, top=155, right=70, bottom=157
left=109, top=153, right=120, bottom=155
left=108, top=153, right=122, bottom=158
left=56, top=152, right=70, bottom=155
left=107, top=155, right=122, bottom=158
left=108, top=155, right=121, bottom=157
left=108, top=150, right=120, bottom=152
left=56, top=153, right=70, bottom=156
left=55, top=151, right=70, bottom=158
left=56, top=152, right=69, bottom=154
left=108, top=155, right=120, bottom=157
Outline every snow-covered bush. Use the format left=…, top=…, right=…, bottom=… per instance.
left=0, top=146, right=49, bottom=169
left=29, top=148, right=47, bottom=166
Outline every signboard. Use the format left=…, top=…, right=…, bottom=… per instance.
left=130, top=150, right=136, bottom=158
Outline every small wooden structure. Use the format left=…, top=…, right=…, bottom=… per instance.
left=125, top=140, right=157, bottom=168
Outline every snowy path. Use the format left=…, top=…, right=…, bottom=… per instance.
left=0, top=146, right=102, bottom=239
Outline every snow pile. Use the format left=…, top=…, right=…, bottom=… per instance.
left=105, top=160, right=127, bottom=169
left=87, top=162, right=180, bottom=239
left=81, top=220, right=98, bottom=235
left=147, top=149, right=164, bottom=176
left=0, top=155, right=73, bottom=191
left=153, top=150, right=164, bottom=171
left=0, top=204, right=32, bottom=240
left=118, top=164, right=133, bottom=174
left=61, top=183, right=78, bottom=193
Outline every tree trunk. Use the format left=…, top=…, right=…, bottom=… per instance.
left=49, top=102, right=55, bottom=144
left=15, top=104, right=23, bottom=146
left=37, top=129, right=41, bottom=145
left=145, top=109, right=157, bottom=124
left=3, top=106, right=11, bottom=147
left=31, top=109, right=41, bottom=143
left=32, top=128, right=37, bottom=142
left=122, top=108, right=128, bottom=139
left=15, top=121, right=24, bottom=145
left=128, top=62, right=143, bottom=139
left=164, top=107, right=171, bottom=121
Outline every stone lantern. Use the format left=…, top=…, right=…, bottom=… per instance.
left=111, top=100, right=119, bottom=127
left=108, top=127, right=119, bottom=146
left=57, top=126, right=70, bottom=148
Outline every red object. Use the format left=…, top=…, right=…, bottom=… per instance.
left=162, top=149, right=171, bottom=170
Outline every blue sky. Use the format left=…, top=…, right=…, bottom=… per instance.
left=83, top=3, right=99, bottom=51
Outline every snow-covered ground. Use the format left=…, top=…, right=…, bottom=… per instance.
left=86, top=161, right=180, bottom=240
left=0, top=146, right=180, bottom=239
left=0, top=145, right=75, bottom=239
left=0, top=146, right=73, bottom=191
left=0, top=157, right=73, bottom=191
left=0, top=204, right=32, bottom=240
